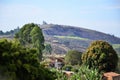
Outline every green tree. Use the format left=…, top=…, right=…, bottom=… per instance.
left=82, top=40, right=118, bottom=72
left=0, top=30, right=4, bottom=35
left=65, top=50, right=82, bottom=65
left=0, top=39, right=55, bottom=80
left=43, top=43, right=52, bottom=55
left=15, top=23, right=35, bottom=45
left=30, top=26, right=44, bottom=60
left=15, top=23, right=44, bottom=60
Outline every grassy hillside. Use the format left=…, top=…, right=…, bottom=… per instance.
left=54, top=36, right=90, bottom=41
left=41, top=24, right=120, bottom=44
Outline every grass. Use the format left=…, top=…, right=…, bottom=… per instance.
left=112, top=44, right=120, bottom=55
left=54, top=35, right=90, bottom=41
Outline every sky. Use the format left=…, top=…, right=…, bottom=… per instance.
left=0, top=0, right=120, bottom=37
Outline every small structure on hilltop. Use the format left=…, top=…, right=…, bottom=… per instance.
left=103, top=72, right=120, bottom=80
left=42, top=21, right=48, bottom=25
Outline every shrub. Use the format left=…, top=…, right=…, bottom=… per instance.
left=82, top=40, right=118, bottom=72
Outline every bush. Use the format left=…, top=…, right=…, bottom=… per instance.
left=82, top=40, right=118, bottom=72
left=70, top=65, right=102, bottom=80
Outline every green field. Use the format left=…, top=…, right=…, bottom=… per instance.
left=112, top=44, right=120, bottom=49
left=54, top=35, right=90, bottom=41
left=112, top=44, right=120, bottom=55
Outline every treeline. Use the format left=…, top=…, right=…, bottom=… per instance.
left=0, top=27, right=19, bottom=35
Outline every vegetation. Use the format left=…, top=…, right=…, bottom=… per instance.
left=15, top=23, right=44, bottom=60
left=65, top=50, right=82, bottom=65
left=0, top=39, right=55, bottom=80
left=1, top=23, right=120, bottom=54
left=50, top=68, right=67, bottom=80
left=82, top=40, right=118, bottom=72
left=50, top=65, right=102, bottom=80
left=0, top=23, right=120, bottom=79
left=112, top=44, right=120, bottom=55
left=70, top=65, right=102, bottom=80
left=43, top=43, right=52, bottom=54
left=0, top=27, right=19, bottom=35
left=116, top=57, right=120, bottom=73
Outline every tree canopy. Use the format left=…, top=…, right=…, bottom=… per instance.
left=15, top=23, right=44, bottom=60
left=82, top=40, right=118, bottom=72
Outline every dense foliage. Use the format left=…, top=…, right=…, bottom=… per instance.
left=65, top=50, right=82, bottom=65
left=82, top=40, right=118, bottom=72
left=70, top=65, right=102, bottom=80
left=15, top=23, right=44, bottom=60
left=0, top=39, right=55, bottom=80
left=51, top=65, right=102, bottom=80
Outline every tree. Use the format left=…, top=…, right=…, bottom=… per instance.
left=82, top=40, right=118, bottom=72
left=0, top=39, right=55, bottom=80
left=43, top=43, right=52, bottom=54
left=0, top=30, right=3, bottom=35
left=15, top=23, right=44, bottom=60
left=30, top=26, right=44, bottom=60
left=65, top=50, right=82, bottom=65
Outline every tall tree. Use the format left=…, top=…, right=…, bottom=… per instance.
left=15, top=23, right=44, bottom=60
left=30, top=26, right=44, bottom=60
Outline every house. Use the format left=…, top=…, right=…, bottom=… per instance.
left=49, top=57, right=64, bottom=69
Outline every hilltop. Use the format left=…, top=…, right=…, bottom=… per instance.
left=39, top=24, right=120, bottom=44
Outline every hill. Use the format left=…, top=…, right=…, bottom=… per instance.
left=38, top=23, right=120, bottom=54
left=0, top=23, right=120, bottom=54
left=39, top=24, right=120, bottom=44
